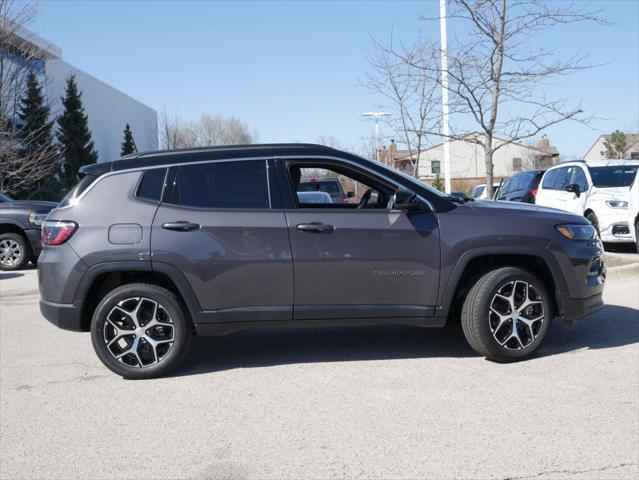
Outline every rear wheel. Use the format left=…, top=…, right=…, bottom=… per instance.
left=91, top=283, right=192, bottom=379
left=0, top=233, right=30, bottom=271
left=461, top=267, right=552, bottom=362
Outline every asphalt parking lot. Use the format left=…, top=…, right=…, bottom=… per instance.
left=1, top=259, right=638, bottom=480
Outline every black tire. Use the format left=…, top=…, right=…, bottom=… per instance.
left=91, top=283, right=192, bottom=379
left=461, top=267, right=552, bottom=362
left=0, top=233, right=30, bottom=271
left=586, top=211, right=599, bottom=236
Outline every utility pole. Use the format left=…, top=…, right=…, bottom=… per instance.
left=439, top=0, right=452, bottom=194
left=361, top=112, right=391, bottom=162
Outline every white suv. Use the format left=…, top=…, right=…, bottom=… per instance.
left=536, top=160, right=639, bottom=243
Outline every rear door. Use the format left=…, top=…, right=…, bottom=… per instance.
left=537, top=167, right=571, bottom=211
left=279, top=158, right=441, bottom=321
left=151, top=158, right=293, bottom=323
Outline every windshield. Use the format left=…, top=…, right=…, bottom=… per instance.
left=589, top=166, right=639, bottom=188
left=0, top=192, right=12, bottom=202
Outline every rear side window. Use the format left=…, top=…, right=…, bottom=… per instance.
left=136, top=168, right=167, bottom=202
left=166, top=160, right=269, bottom=209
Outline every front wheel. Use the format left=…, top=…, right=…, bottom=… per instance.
left=0, top=233, right=30, bottom=271
left=91, top=283, right=192, bottom=379
left=461, top=267, right=552, bottom=362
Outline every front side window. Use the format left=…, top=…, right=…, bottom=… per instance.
left=589, top=165, right=639, bottom=188
left=288, top=163, right=392, bottom=209
left=541, top=170, right=557, bottom=189
left=166, top=160, right=269, bottom=209
left=570, top=167, right=589, bottom=192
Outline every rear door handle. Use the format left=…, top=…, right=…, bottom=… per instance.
left=296, top=222, right=335, bottom=234
left=162, top=221, right=200, bottom=232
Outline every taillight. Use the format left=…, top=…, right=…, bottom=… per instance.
left=340, top=196, right=348, bottom=204
left=42, top=220, right=78, bottom=246
left=530, top=188, right=538, bottom=197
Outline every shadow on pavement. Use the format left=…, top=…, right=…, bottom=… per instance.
left=0, top=272, right=24, bottom=280
left=173, top=304, right=639, bottom=377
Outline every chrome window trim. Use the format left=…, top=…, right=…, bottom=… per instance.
left=53, top=154, right=435, bottom=212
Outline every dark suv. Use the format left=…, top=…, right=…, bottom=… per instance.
left=1, top=192, right=57, bottom=270
left=495, top=170, right=545, bottom=204
left=38, top=144, right=605, bottom=379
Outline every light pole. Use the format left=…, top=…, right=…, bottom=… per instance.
left=361, top=112, right=390, bottom=162
left=439, top=0, right=451, bottom=194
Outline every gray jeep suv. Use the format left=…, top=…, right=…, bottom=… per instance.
left=38, top=144, right=605, bottom=379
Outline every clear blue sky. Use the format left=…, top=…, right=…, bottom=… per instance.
left=33, top=0, right=638, bottom=158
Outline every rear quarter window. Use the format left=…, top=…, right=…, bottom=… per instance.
left=58, top=174, right=98, bottom=207
left=136, top=168, right=167, bottom=202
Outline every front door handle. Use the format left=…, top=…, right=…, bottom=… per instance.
left=162, top=221, right=200, bottom=232
left=296, top=222, right=335, bottom=234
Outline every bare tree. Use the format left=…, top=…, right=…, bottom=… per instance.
left=364, top=35, right=440, bottom=177
left=159, top=109, right=257, bottom=150
left=1, top=0, right=59, bottom=197
left=388, top=0, right=605, bottom=196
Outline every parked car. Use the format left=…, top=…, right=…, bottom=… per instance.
left=298, top=177, right=355, bottom=204
left=39, top=144, right=605, bottom=378
left=535, top=160, right=639, bottom=243
left=628, top=170, right=639, bottom=253
left=495, top=170, right=545, bottom=204
left=0, top=193, right=57, bottom=271
left=297, top=191, right=333, bottom=204
left=470, top=183, right=501, bottom=199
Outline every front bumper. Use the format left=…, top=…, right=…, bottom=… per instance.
left=40, top=299, right=84, bottom=332
left=599, top=210, right=634, bottom=243
left=24, top=229, right=42, bottom=256
left=558, top=291, right=604, bottom=322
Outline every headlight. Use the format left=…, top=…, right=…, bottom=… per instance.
left=28, top=212, right=48, bottom=227
left=606, top=200, right=628, bottom=209
left=555, top=224, right=597, bottom=240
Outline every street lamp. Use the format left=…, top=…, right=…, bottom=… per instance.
left=361, top=112, right=391, bottom=162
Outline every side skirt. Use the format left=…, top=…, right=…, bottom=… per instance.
left=194, top=316, right=446, bottom=336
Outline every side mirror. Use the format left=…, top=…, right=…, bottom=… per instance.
left=565, top=183, right=580, bottom=197
left=346, top=191, right=355, bottom=198
left=393, top=188, right=419, bottom=211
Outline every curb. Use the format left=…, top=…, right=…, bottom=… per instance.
left=606, top=262, right=639, bottom=280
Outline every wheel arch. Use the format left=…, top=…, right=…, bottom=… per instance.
left=75, top=261, right=201, bottom=331
left=0, top=222, right=28, bottom=238
left=438, top=246, right=567, bottom=321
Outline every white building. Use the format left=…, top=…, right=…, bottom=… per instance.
left=381, top=134, right=559, bottom=191
left=3, top=26, right=157, bottom=161
left=583, top=133, right=639, bottom=162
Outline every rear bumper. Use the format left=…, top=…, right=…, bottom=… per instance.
left=40, top=299, right=84, bottom=332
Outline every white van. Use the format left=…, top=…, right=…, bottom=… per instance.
left=535, top=160, right=639, bottom=243
left=628, top=170, right=639, bottom=252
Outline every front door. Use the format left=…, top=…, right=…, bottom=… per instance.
left=280, top=159, right=440, bottom=321
left=151, top=159, right=293, bottom=323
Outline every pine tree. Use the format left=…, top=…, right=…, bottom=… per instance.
left=56, top=75, right=98, bottom=190
left=17, top=72, right=55, bottom=152
left=14, top=72, right=59, bottom=199
left=121, top=123, right=136, bottom=155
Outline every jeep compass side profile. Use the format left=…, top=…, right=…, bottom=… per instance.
left=38, top=144, right=605, bottom=379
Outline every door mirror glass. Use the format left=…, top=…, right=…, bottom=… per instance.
left=393, top=188, right=419, bottom=210
left=565, top=183, right=580, bottom=197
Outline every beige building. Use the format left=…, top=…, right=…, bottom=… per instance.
left=583, top=133, right=639, bottom=162
left=379, top=135, right=559, bottom=191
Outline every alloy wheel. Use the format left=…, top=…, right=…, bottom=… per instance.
left=103, top=297, right=175, bottom=367
left=0, top=239, right=22, bottom=267
left=488, top=280, right=545, bottom=350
